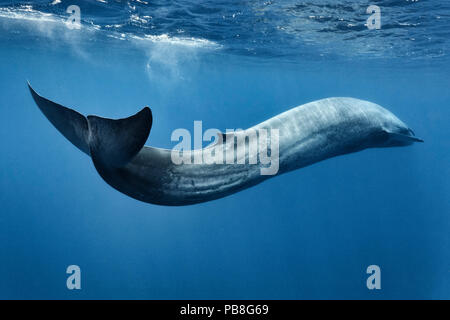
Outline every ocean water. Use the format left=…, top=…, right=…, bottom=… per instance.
left=0, top=0, right=449, bottom=299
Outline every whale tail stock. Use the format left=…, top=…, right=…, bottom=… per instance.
left=28, top=82, right=152, bottom=168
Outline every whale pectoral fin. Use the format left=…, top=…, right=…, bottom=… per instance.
left=28, top=82, right=90, bottom=155
left=87, top=107, right=152, bottom=168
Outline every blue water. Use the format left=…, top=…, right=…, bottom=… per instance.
left=0, top=0, right=449, bottom=299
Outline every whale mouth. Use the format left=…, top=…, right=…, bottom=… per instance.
left=407, top=128, right=424, bottom=143
left=388, top=129, right=424, bottom=145
left=407, top=136, right=424, bottom=143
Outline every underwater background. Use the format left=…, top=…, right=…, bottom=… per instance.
left=0, top=0, right=449, bottom=299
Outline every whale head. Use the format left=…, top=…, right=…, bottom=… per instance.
left=373, top=107, right=423, bottom=147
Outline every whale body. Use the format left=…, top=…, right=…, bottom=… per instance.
left=28, top=83, right=422, bottom=206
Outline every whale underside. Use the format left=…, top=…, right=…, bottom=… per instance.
left=28, top=83, right=422, bottom=206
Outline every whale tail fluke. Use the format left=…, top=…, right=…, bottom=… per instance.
left=28, top=82, right=91, bottom=155
left=28, top=82, right=153, bottom=168
left=87, top=107, right=152, bottom=168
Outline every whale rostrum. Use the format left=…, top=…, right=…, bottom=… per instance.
left=28, top=83, right=422, bottom=206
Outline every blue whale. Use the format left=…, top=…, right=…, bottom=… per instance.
left=28, top=83, right=422, bottom=206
